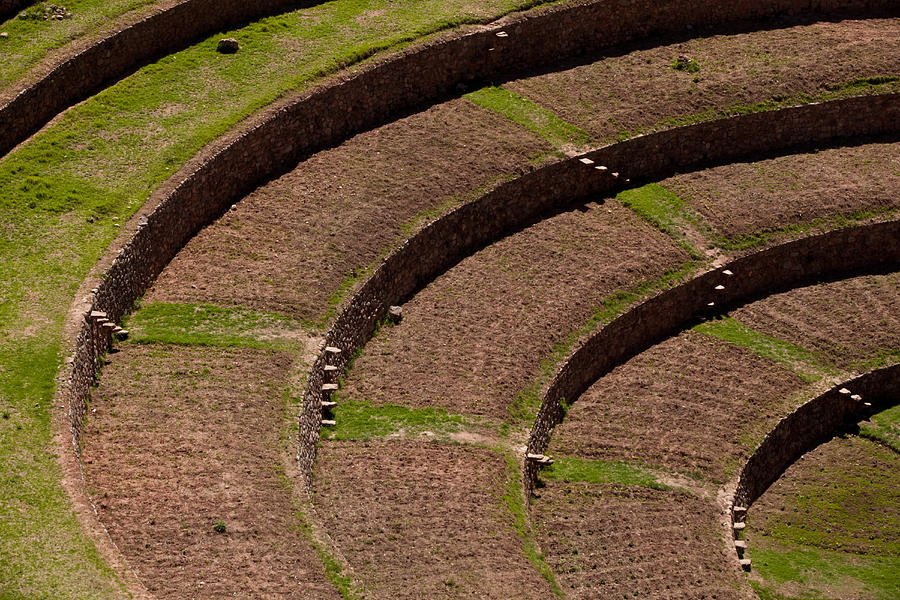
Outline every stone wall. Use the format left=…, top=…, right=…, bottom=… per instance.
left=726, top=364, right=899, bottom=566
left=0, top=0, right=31, bottom=21
left=524, top=222, right=900, bottom=490
left=3, top=0, right=896, bottom=155
left=296, top=95, right=899, bottom=484
left=52, top=0, right=899, bottom=485
left=0, top=0, right=304, bottom=154
left=733, top=365, right=900, bottom=509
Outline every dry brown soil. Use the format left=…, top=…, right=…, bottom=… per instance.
left=549, top=331, right=806, bottom=483
left=81, top=344, right=340, bottom=599
left=312, top=440, right=553, bottom=599
left=531, top=482, right=753, bottom=600
left=665, top=142, right=900, bottom=241
left=146, top=99, right=552, bottom=321
left=733, top=272, right=900, bottom=369
left=146, top=20, right=898, bottom=329
left=507, top=19, right=899, bottom=143
left=341, top=201, right=688, bottom=419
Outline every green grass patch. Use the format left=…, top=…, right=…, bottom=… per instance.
left=616, top=183, right=712, bottom=259
left=692, top=317, right=834, bottom=383
left=465, top=85, right=591, bottom=150
left=322, top=397, right=484, bottom=441
left=126, top=301, right=308, bottom=349
left=540, top=456, right=669, bottom=490
left=860, top=403, right=900, bottom=453
left=0, top=0, right=157, bottom=89
left=507, top=260, right=701, bottom=424
left=750, top=544, right=900, bottom=600
left=499, top=452, right=564, bottom=598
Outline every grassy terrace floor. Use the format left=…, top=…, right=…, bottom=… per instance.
left=0, top=0, right=160, bottom=90
left=0, top=1, right=561, bottom=596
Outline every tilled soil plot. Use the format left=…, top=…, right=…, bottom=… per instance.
left=531, top=482, right=753, bottom=600
left=664, top=142, right=900, bottom=241
left=733, top=272, right=900, bottom=369
left=549, top=331, right=805, bottom=483
left=146, top=99, right=551, bottom=321
left=342, top=201, right=689, bottom=419
left=313, top=440, right=553, bottom=599
left=747, top=435, right=900, bottom=599
left=507, top=19, right=899, bottom=143
left=81, top=344, right=339, bottom=599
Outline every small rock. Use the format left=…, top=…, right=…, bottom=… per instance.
left=217, top=38, right=239, bottom=54
left=0, top=32, right=8, bottom=40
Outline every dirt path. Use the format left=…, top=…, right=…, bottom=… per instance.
left=81, top=344, right=340, bottom=599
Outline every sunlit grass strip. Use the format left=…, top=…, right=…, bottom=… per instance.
left=322, top=397, right=485, bottom=441
left=466, top=85, right=591, bottom=150
left=500, top=451, right=564, bottom=598
left=616, top=183, right=712, bottom=259
left=540, top=456, right=669, bottom=490
left=126, top=301, right=307, bottom=349
left=692, top=317, right=835, bottom=383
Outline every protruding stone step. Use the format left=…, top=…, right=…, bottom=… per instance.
left=739, top=558, right=751, bottom=572
left=733, top=506, right=747, bottom=519
left=495, top=30, right=508, bottom=37
left=579, top=157, right=594, bottom=165
left=321, top=401, right=337, bottom=409
left=322, top=383, right=339, bottom=398
left=321, top=419, right=336, bottom=427
left=388, top=305, right=403, bottom=324
left=734, top=540, right=748, bottom=550
left=526, top=453, right=554, bottom=465
left=323, top=364, right=339, bottom=382
left=714, top=285, right=725, bottom=291
left=89, top=311, right=108, bottom=320
left=722, top=269, right=734, bottom=276
left=839, top=387, right=852, bottom=395
left=733, top=522, right=746, bottom=532
left=324, top=346, right=341, bottom=362
left=594, top=165, right=608, bottom=172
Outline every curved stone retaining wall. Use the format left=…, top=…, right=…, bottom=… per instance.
left=54, top=2, right=899, bottom=484
left=0, top=0, right=32, bottom=21
left=733, top=365, right=900, bottom=509
left=727, top=364, right=899, bottom=567
left=524, top=222, right=900, bottom=489
left=295, top=95, right=899, bottom=484
left=0, top=0, right=306, bottom=155
left=3, top=0, right=895, bottom=157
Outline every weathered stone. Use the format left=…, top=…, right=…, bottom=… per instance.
left=388, top=305, right=403, bottom=324
left=216, top=38, right=239, bottom=54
